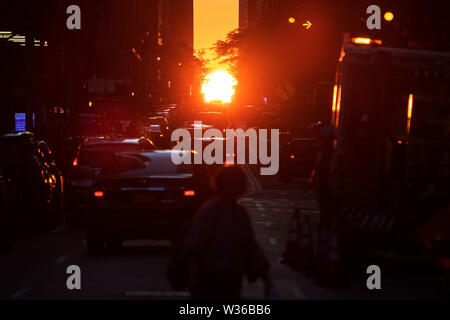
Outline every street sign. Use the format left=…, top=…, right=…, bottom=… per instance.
left=302, top=20, right=312, bottom=29
left=15, top=113, right=26, bottom=131
left=276, top=80, right=296, bottom=101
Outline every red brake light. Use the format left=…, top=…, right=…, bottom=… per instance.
left=290, top=154, right=295, bottom=159
left=73, top=150, right=80, bottom=166
left=94, top=191, right=104, bottom=198
left=184, top=190, right=195, bottom=197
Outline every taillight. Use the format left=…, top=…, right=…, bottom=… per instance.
left=73, top=150, right=80, bottom=166
left=184, top=190, right=195, bottom=197
left=289, top=154, right=295, bottom=159
left=94, top=191, right=104, bottom=198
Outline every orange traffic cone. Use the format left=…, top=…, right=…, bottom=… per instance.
left=297, top=215, right=314, bottom=274
left=322, top=221, right=346, bottom=287
left=282, top=207, right=301, bottom=267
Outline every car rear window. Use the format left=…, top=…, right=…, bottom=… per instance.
left=79, top=144, right=143, bottom=168
left=109, top=153, right=193, bottom=177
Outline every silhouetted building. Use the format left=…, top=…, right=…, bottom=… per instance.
left=162, top=0, right=193, bottom=50
left=239, top=0, right=264, bottom=29
left=161, top=0, right=194, bottom=104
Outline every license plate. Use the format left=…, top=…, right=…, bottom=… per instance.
left=132, top=193, right=155, bottom=206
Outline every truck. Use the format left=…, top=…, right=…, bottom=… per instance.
left=330, top=34, right=450, bottom=255
left=332, top=33, right=450, bottom=211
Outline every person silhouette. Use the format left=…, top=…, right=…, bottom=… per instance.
left=182, top=165, right=271, bottom=300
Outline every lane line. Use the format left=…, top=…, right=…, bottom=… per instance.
left=10, top=288, right=30, bottom=299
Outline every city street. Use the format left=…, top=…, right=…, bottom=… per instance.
left=0, top=1, right=449, bottom=304
left=0, top=170, right=441, bottom=300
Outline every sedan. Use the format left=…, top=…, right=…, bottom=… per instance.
left=86, top=150, right=213, bottom=253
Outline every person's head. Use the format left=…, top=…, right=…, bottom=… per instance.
left=214, top=165, right=247, bottom=201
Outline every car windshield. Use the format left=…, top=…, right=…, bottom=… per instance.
left=104, top=152, right=193, bottom=177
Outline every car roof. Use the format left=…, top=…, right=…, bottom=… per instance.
left=148, top=116, right=167, bottom=120
left=122, top=150, right=194, bottom=160
left=83, top=136, right=148, bottom=146
left=197, top=111, right=223, bottom=115
left=1, top=131, right=34, bottom=139
left=0, top=132, right=35, bottom=145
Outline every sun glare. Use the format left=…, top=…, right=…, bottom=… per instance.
left=201, top=70, right=237, bottom=103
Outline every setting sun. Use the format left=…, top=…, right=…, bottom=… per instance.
left=201, top=70, right=237, bottom=103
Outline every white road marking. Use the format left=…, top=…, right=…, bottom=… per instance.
left=55, top=256, right=67, bottom=264
left=292, top=286, right=305, bottom=299
left=269, top=238, right=277, bottom=245
left=125, top=291, right=190, bottom=297
left=10, top=288, right=30, bottom=299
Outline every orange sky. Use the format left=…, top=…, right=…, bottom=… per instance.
left=194, top=0, right=239, bottom=66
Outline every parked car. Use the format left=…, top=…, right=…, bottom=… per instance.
left=85, top=150, right=213, bottom=252
left=66, top=136, right=156, bottom=226
left=279, top=137, right=321, bottom=181
left=0, top=132, right=63, bottom=234
left=0, top=168, right=15, bottom=252
left=37, top=140, right=64, bottom=208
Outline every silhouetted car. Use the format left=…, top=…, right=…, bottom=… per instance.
left=66, top=136, right=156, bottom=226
left=143, top=116, right=170, bottom=132
left=37, top=140, right=64, bottom=208
left=194, top=111, right=230, bottom=131
left=0, top=132, right=63, bottom=235
left=279, top=138, right=321, bottom=181
left=0, top=168, right=15, bottom=252
left=144, top=124, right=169, bottom=148
left=85, top=150, right=213, bottom=253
